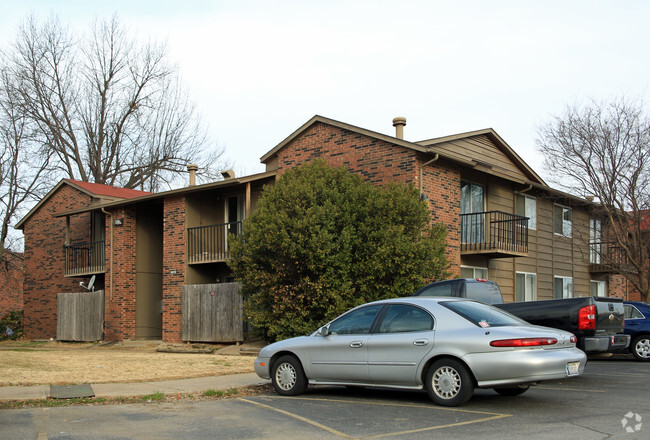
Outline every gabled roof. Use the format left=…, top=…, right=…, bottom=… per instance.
left=15, top=179, right=150, bottom=230
left=417, top=128, right=547, bottom=185
left=52, top=170, right=278, bottom=218
left=260, top=115, right=546, bottom=186
left=66, top=179, right=150, bottom=199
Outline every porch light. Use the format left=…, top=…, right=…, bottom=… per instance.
left=114, top=218, right=124, bottom=226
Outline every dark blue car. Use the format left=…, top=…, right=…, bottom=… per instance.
left=623, top=301, right=650, bottom=361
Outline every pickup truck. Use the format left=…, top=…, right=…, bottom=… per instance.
left=413, top=278, right=630, bottom=353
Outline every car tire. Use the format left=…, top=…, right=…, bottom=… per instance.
left=494, top=385, right=531, bottom=396
left=630, top=335, right=650, bottom=362
left=271, top=355, right=308, bottom=395
left=425, top=359, right=474, bottom=407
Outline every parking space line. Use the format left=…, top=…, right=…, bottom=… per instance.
left=360, top=414, right=511, bottom=440
left=536, top=386, right=604, bottom=392
left=240, top=397, right=511, bottom=440
left=263, top=395, right=510, bottom=416
left=240, top=398, right=354, bottom=439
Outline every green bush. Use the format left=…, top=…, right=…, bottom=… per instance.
left=229, top=160, right=450, bottom=341
left=0, top=310, right=24, bottom=341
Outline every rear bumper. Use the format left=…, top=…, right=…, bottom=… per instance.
left=582, top=334, right=630, bottom=353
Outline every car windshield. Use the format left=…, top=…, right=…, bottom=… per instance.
left=442, top=300, right=528, bottom=328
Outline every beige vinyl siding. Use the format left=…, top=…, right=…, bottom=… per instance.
left=434, top=135, right=530, bottom=183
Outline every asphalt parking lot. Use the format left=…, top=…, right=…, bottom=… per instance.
left=1, top=356, right=648, bottom=439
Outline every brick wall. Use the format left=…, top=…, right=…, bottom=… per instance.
left=275, top=122, right=416, bottom=185
left=609, top=273, right=644, bottom=301
left=22, top=184, right=94, bottom=339
left=419, top=158, right=461, bottom=276
left=0, top=252, right=24, bottom=315
left=104, top=207, right=137, bottom=340
left=274, top=122, right=462, bottom=276
left=162, top=196, right=186, bottom=343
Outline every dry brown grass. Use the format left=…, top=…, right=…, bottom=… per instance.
left=0, top=340, right=256, bottom=386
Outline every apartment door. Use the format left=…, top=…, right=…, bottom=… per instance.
left=461, top=181, right=485, bottom=243
left=226, top=196, right=244, bottom=239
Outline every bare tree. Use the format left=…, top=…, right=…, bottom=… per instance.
left=0, top=67, right=54, bottom=261
left=2, top=14, right=226, bottom=191
left=537, top=97, right=650, bottom=301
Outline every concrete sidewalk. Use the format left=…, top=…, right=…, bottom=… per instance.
left=0, top=373, right=270, bottom=402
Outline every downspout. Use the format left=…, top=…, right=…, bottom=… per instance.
left=519, top=184, right=533, bottom=194
left=419, top=153, right=440, bottom=198
left=101, top=208, right=113, bottom=301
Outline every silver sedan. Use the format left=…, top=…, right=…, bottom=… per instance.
left=254, top=297, right=587, bottom=406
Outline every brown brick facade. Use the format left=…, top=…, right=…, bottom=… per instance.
left=162, top=196, right=186, bottom=343
left=104, top=207, right=137, bottom=341
left=0, top=252, right=24, bottom=315
left=22, top=185, right=94, bottom=339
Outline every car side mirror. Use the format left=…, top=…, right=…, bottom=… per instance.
left=318, top=325, right=330, bottom=336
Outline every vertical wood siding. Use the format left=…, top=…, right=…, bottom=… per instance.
left=181, top=283, right=243, bottom=342
left=56, top=290, right=105, bottom=341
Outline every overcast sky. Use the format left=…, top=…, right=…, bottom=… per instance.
left=1, top=0, right=648, bottom=181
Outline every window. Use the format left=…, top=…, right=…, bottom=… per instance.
left=515, top=194, right=536, bottom=230
left=416, top=282, right=454, bottom=297
left=378, top=305, right=434, bottom=333
left=461, top=181, right=485, bottom=243
left=460, top=266, right=488, bottom=280
left=624, top=304, right=645, bottom=320
left=328, top=305, right=382, bottom=335
left=590, top=219, right=603, bottom=264
left=554, top=276, right=573, bottom=299
left=590, top=280, right=606, bottom=297
left=441, top=300, right=528, bottom=328
left=516, top=272, right=537, bottom=302
left=553, top=205, right=572, bottom=237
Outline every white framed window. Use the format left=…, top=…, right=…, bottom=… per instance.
left=516, top=272, right=537, bottom=302
left=553, top=204, right=572, bottom=237
left=590, top=280, right=606, bottom=297
left=554, top=276, right=573, bottom=299
left=515, top=194, right=536, bottom=230
left=460, top=266, right=488, bottom=280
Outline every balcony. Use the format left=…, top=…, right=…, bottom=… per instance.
left=461, top=211, right=528, bottom=258
left=64, top=240, right=105, bottom=277
left=589, top=241, right=633, bottom=273
left=187, top=222, right=242, bottom=264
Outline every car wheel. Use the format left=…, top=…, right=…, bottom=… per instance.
left=425, top=359, right=474, bottom=407
left=630, top=335, right=650, bottom=362
left=494, top=385, right=531, bottom=396
left=271, top=355, right=307, bottom=395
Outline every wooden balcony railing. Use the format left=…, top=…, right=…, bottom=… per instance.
left=187, top=222, right=242, bottom=264
left=64, top=240, right=105, bottom=276
left=461, top=211, right=528, bottom=257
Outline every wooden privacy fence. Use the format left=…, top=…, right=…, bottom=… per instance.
left=182, top=283, right=244, bottom=343
left=57, top=290, right=104, bottom=341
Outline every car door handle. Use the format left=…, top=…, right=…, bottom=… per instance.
left=413, top=339, right=429, bottom=346
left=349, top=341, right=364, bottom=348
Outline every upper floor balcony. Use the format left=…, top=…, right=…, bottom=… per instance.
left=589, top=241, right=633, bottom=273
left=64, top=240, right=105, bottom=277
left=460, top=211, right=528, bottom=258
left=187, top=222, right=242, bottom=264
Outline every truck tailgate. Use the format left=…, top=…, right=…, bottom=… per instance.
left=594, top=297, right=625, bottom=334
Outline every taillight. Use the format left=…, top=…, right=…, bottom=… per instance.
left=490, top=338, right=558, bottom=347
left=578, top=305, right=597, bottom=330
left=570, top=334, right=577, bottom=343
